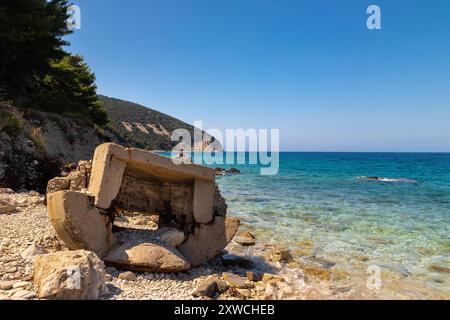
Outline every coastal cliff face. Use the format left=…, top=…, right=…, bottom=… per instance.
left=0, top=97, right=223, bottom=192
left=0, top=103, right=109, bottom=192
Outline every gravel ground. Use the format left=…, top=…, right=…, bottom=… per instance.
left=1, top=191, right=377, bottom=301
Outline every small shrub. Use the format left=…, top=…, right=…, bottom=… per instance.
left=30, top=135, right=46, bottom=154
left=0, top=112, right=23, bottom=137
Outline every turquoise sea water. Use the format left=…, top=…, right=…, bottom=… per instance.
left=164, top=152, right=449, bottom=297
left=213, top=152, right=450, bottom=297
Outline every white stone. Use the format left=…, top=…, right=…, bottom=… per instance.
left=159, top=228, right=186, bottom=247
left=21, top=241, right=47, bottom=262
left=34, top=250, right=108, bottom=300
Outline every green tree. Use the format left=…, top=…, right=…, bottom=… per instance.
left=0, top=0, right=108, bottom=126
left=34, top=54, right=108, bottom=126
left=0, top=0, right=70, bottom=98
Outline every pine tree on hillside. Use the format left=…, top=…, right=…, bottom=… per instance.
left=0, top=0, right=70, bottom=97
left=0, top=0, right=108, bottom=126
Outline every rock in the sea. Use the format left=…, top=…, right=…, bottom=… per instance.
left=215, top=168, right=241, bottom=176
left=262, top=273, right=284, bottom=283
left=222, top=272, right=247, bottom=289
left=159, top=228, right=186, bottom=247
left=303, top=267, right=331, bottom=281
left=33, top=250, right=108, bottom=300
left=21, top=241, right=47, bottom=262
left=428, top=265, right=450, bottom=274
left=0, top=188, right=14, bottom=194
left=269, top=247, right=293, bottom=263
left=104, top=242, right=191, bottom=273
left=234, top=231, right=256, bottom=246
left=308, top=257, right=336, bottom=269
left=118, top=271, right=138, bottom=281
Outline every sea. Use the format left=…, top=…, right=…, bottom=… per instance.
left=168, top=152, right=450, bottom=299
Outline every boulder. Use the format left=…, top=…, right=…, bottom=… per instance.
left=158, top=228, right=186, bottom=247
left=269, top=246, right=293, bottom=263
left=118, top=271, right=138, bottom=281
left=193, top=279, right=218, bottom=298
left=179, top=216, right=239, bottom=267
left=303, top=267, right=331, bottom=281
left=104, top=242, right=191, bottom=273
left=234, top=231, right=256, bottom=246
left=33, top=250, right=108, bottom=300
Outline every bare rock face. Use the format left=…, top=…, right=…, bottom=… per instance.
left=33, top=250, right=108, bottom=300
left=46, top=160, right=92, bottom=197
left=104, top=243, right=191, bottom=273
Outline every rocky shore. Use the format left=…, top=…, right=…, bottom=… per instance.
left=0, top=189, right=349, bottom=300
left=2, top=189, right=447, bottom=300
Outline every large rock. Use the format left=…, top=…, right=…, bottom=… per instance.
left=179, top=217, right=240, bottom=267
left=33, top=250, right=108, bottom=300
left=158, top=228, right=186, bottom=247
left=104, top=243, right=191, bottom=273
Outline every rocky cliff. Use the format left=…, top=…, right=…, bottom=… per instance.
left=0, top=97, right=221, bottom=192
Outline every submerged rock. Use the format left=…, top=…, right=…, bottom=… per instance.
left=234, top=231, right=256, bottom=246
left=428, top=265, right=450, bottom=274
left=303, top=267, right=331, bottom=281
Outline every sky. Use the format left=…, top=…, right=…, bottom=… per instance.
left=67, top=0, right=450, bottom=152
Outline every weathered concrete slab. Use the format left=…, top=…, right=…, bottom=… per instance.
left=89, top=143, right=216, bottom=210
left=179, top=217, right=240, bottom=267
left=47, top=191, right=116, bottom=257
left=46, top=143, right=237, bottom=272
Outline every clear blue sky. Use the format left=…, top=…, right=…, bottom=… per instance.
left=67, top=0, right=450, bottom=152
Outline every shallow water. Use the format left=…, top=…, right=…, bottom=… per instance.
left=162, top=152, right=449, bottom=298
left=213, top=152, right=450, bottom=299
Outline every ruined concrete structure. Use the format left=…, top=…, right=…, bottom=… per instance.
left=46, top=143, right=239, bottom=272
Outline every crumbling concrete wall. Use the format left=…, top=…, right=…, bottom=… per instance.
left=46, top=143, right=238, bottom=272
